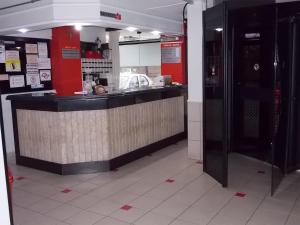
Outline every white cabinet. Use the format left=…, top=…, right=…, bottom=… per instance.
left=120, top=42, right=161, bottom=67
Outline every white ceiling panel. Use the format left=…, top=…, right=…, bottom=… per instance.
left=0, top=0, right=32, bottom=9
left=101, top=0, right=186, bottom=21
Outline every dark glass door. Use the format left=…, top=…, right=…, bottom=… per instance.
left=232, top=6, right=275, bottom=162
left=203, top=2, right=229, bottom=187
left=271, top=13, right=291, bottom=195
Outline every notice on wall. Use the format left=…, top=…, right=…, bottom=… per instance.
left=9, top=75, right=25, bottom=88
left=161, top=46, right=181, bottom=64
left=38, top=42, right=48, bottom=58
left=26, top=73, right=40, bottom=86
left=0, top=74, right=9, bottom=81
left=5, top=50, right=21, bottom=72
left=38, top=58, right=51, bottom=69
left=25, top=43, right=38, bottom=54
left=0, top=44, right=5, bottom=63
left=26, top=54, right=38, bottom=64
left=26, top=64, right=39, bottom=74
left=39, top=70, right=51, bottom=81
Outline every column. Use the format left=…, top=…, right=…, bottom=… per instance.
left=187, top=2, right=204, bottom=160
left=109, top=31, right=120, bottom=90
left=51, top=26, right=83, bottom=95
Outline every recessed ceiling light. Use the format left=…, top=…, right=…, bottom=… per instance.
left=74, top=24, right=82, bottom=31
left=151, top=30, right=161, bottom=35
left=126, top=27, right=137, bottom=32
left=215, top=28, right=223, bottom=32
left=18, top=28, right=29, bottom=33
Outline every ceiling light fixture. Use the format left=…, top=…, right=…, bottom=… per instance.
left=74, top=24, right=82, bottom=31
left=151, top=30, right=161, bottom=36
left=126, top=27, right=137, bottom=32
left=215, top=28, right=223, bottom=32
left=18, top=28, right=29, bottom=33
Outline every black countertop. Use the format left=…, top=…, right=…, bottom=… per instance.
left=8, top=86, right=185, bottom=112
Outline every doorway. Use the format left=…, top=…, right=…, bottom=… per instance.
left=204, top=1, right=300, bottom=194
left=231, top=6, right=275, bottom=162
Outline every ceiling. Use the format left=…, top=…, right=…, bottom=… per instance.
left=101, top=0, right=187, bottom=21
left=0, top=0, right=188, bottom=22
left=0, top=0, right=30, bottom=9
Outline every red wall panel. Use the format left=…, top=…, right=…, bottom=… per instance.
left=161, top=37, right=186, bottom=84
left=51, top=26, right=82, bottom=95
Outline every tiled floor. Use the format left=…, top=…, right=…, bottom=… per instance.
left=7, top=140, right=300, bottom=225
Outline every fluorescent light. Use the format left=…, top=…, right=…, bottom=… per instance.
left=74, top=24, right=82, bottom=31
left=215, top=28, right=223, bottom=32
left=126, top=27, right=137, bottom=32
left=18, top=28, right=29, bottom=33
left=151, top=30, right=161, bottom=35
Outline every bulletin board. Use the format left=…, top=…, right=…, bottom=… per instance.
left=0, top=36, right=52, bottom=94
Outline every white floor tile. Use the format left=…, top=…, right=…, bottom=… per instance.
left=110, top=206, right=146, bottom=223
left=68, top=194, right=101, bottom=209
left=134, top=212, right=174, bottom=225
left=65, top=210, right=104, bottom=225
left=87, top=199, right=122, bottom=215
left=130, top=196, right=163, bottom=211
left=94, top=217, right=130, bottom=225
left=45, top=204, right=82, bottom=221
left=28, top=198, right=63, bottom=214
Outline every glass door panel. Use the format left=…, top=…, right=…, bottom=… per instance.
left=203, top=2, right=228, bottom=187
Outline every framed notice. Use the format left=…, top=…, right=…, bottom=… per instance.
left=0, top=44, right=5, bottom=63
left=161, top=47, right=181, bottom=64
left=26, top=54, right=38, bottom=64
left=39, top=70, right=51, bottom=81
left=38, top=42, right=48, bottom=58
left=10, top=75, right=25, bottom=88
left=25, top=44, right=38, bottom=54
left=26, top=73, right=40, bottom=86
left=38, top=58, right=51, bottom=69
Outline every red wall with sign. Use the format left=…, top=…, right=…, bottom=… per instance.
left=51, top=26, right=82, bottom=95
left=161, top=37, right=186, bottom=84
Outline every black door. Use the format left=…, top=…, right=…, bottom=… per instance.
left=203, top=2, right=229, bottom=187
left=232, top=6, right=275, bottom=161
left=270, top=13, right=292, bottom=195
left=285, top=17, right=300, bottom=173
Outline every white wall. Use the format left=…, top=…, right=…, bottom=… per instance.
left=120, top=43, right=161, bottom=67
left=10, top=29, right=52, bottom=39
left=187, top=2, right=204, bottom=160
left=0, top=132, right=11, bottom=225
left=80, top=27, right=106, bottom=43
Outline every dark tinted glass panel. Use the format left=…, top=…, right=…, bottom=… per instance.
left=204, top=3, right=228, bottom=187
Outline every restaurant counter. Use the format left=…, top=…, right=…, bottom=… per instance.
left=7, top=86, right=186, bottom=174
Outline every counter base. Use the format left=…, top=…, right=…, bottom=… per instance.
left=16, top=132, right=186, bottom=175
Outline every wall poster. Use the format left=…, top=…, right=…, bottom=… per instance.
left=0, top=43, right=5, bottom=63
left=25, top=43, right=38, bottom=54
left=38, top=42, right=48, bottom=58
left=26, top=73, right=40, bottom=86
left=5, top=50, right=21, bottom=72
left=26, top=54, right=38, bottom=64
left=38, top=58, right=51, bottom=69
left=39, top=70, right=51, bottom=81
left=9, top=75, right=25, bottom=88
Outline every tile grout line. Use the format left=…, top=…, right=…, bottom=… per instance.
left=106, top=162, right=203, bottom=224
left=283, top=187, right=300, bottom=225
left=167, top=182, right=219, bottom=225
